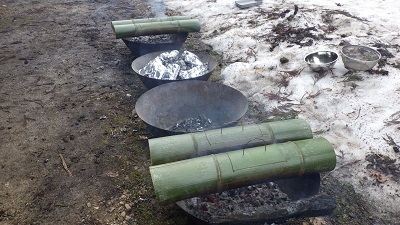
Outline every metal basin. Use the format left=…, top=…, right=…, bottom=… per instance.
left=304, top=51, right=338, bottom=72
left=131, top=51, right=218, bottom=89
left=340, top=45, right=381, bottom=71
left=135, top=80, right=248, bottom=134
left=122, top=33, right=188, bottom=58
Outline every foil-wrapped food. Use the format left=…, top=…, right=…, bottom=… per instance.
left=139, top=50, right=208, bottom=80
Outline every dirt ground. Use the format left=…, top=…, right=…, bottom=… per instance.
left=0, top=0, right=396, bottom=225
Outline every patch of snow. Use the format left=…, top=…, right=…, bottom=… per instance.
left=164, top=0, right=400, bottom=218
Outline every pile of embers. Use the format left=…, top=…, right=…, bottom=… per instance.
left=178, top=179, right=336, bottom=225
left=169, top=115, right=215, bottom=132
left=139, top=50, right=208, bottom=80
left=183, top=182, right=290, bottom=222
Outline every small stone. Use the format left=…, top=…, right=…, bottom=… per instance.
left=8, top=209, right=16, bottom=216
left=99, top=115, right=107, bottom=120
left=280, top=57, right=289, bottom=64
left=87, top=202, right=91, bottom=207
left=125, top=203, right=131, bottom=210
left=121, top=211, right=126, bottom=217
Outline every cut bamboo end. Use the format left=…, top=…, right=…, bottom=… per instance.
left=111, top=16, right=192, bottom=26
left=112, top=19, right=201, bottom=39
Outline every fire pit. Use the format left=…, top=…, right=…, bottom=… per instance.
left=132, top=50, right=217, bottom=89
left=122, top=33, right=188, bottom=58
left=176, top=174, right=336, bottom=225
left=134, top=80, right=248, bottom=134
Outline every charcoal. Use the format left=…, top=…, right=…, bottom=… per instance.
left=182, top=182, right=290, bottom=222
left=169, top=115, right=214, bottom=132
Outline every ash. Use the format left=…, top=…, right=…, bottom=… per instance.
left=139, top=50, right=208, bottom=80
left=170, top=115, right=214, bottom=132
left=183, top=182, right=290, bottom=222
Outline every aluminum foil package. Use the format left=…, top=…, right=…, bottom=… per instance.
left=139, top=50, right=208, bottom=80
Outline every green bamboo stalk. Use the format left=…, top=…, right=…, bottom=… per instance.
left=111, top=16, right=192, bottom=26
left=149, top=119, right=313, bottom=165
left=150, top=137, right=336, bottom=204
left=112, top=19, right=201, bottom=38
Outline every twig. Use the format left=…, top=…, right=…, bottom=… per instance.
left=354, top=107, right=361, bottom=120
left=59, top=154, right=73, bottom=177
left=23, top=98, right=44, bottom=108
left=383, top=134, right=400, bottom=151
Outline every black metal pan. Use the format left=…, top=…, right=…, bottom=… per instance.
left=135, top=80, right=248, bottom=134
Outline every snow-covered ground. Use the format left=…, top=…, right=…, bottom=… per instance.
left=162, top=0, right=400, bottom=219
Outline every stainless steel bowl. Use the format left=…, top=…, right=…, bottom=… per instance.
left=340, top=45, right=381, bottom=71
left=304, top=51, right=338, bottom=72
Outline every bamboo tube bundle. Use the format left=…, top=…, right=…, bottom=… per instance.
left=112, top=19, right=201, bottom=39
left=150, top=137, right=336, bottom=205
left=149, top=119, right=313, bottom=165
left=111, top=16, right=192, bottom=26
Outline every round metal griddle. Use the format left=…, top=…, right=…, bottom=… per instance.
left=131, top=51, right=217, bottom=89
left=135, top=80, right=248, bottom=134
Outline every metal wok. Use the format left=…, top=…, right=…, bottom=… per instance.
left=122, top=33, right=188, bottom=58
left=131, top=51, right=217, bottom=89
left=135, top=80, right=248, bottom=134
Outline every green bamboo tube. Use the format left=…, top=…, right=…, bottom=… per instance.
left=112, top=19, right=201, bottom=38
left=149, top=119, right=313, bottom=165
left=111, top=16, right=192, bottom=26
left=150, top=137, right=336, bottom=205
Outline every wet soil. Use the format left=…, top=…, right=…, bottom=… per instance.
left=0, top=1, right=395, bottom=225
